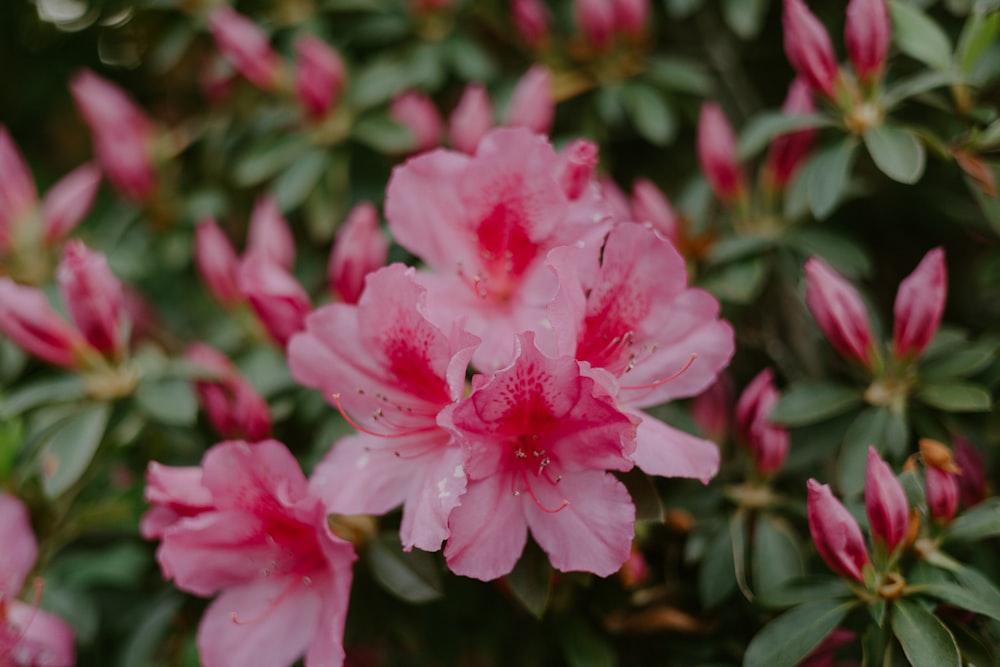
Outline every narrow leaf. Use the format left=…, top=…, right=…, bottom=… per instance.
left=40, top=403, right=110, bottom=498
left=807, top=139, right=858, bottom=220
left=738, top=113, right=832, bottom=160
left=623, top=83, right=677, bottom=146
left=943, top=497, right=1000, bottom=542
left=0, top=376, right=86, bottom=420
left=916, top=383, right=993, bottom=412
left=752, top=515, right=804, bottom=603
left=367, top=534, right=443, bottom=604
left=864, top=125, right=926, bottom=184
left=889, top=1, right=954, bottom=70
left=891, top=598, right=961, bottom=667
left=769, top=383, right=863, bottom=427
left=743, top=599, right=855, bottom=667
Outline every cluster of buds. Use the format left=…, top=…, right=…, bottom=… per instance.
left=573, top=0, right=650, bottom=50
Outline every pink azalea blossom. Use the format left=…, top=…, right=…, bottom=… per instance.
left=145, top=440, right=356, bottom=667
left=246, top=196, right=296, bottom=272
left=504, top=66, right=554, bottom=135
left=442, top=333, right=637, bottom=580
left=449, top=85, right=494, bottom=155
left=238, top=254, right=312, bottom=348
left=734, top=368, right=788, bottom=476
left=56, top=240, right=128, bottom=359
left=327, top=202, right=389, bottom=305
left=391, top=92, right=444, bottom=154
left=40, top=163, right=101, bottom=245
left=0, top=277, right=93, bottom=368
left=0, top=493, right=76, bottom=667
left=612, top=0, right=649, bottom=36
left=546, top=223, right=734, bottom=483
left=209, top=7, right=281, bottom=90
left=294, top=36, right=346, bottom=120
left=925, top=465, right=959, bottom=524
left=690, top=375, right=732, bottom=444
left=954, top=435, right=988, bottom=507
left=556, top=139, right=599, bottom=201
left=0, top=128, right=37, bottom=241
left=186, top=343, right=272, bottom=442
left=289, top=264, right=479, bottom=551
left=575, top=0, right=616, bottom=49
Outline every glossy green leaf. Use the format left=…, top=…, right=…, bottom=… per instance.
left=446, top=36, right=497, bottom=82
left=274, top=149, right=328, bottom=211
left=623, top=83, right=677, bottom=146
left=943, top=497, right=1000, bottom=542
left=40, top=403, right=110, bottom=498
left=916, top=382, right=993, bottom=412
left=700, top=257, right=768, bottom=304
left=783, top=228, right=872, bottom=278
left=889, top=1, right=954, bottom=70
left=913, top=565, right=1000, bottom=623
left=722, top=0, right=770, bottom=39
left=738, top=113, right=831, bottom=160
left=752, top=515, right=804, bottom=603
left=367, top=534, right=443, bottom=604
left=958, top=11, right=1000, bottom=73
left=0, top=376, right=86, bottom=420
left=864, top=125, right=926, bottom=184
left=232, top=136, right=310, bottom=187
left=769, top=383, right=863, bottom=427
left=883, top=70, right=964, bottom=109
left=134, top=379, right=198, bottom=426
left=644, top=55, right=713, bottom=95
left=505, top=539, right=553, bottom=618
left=919, top=341, right=996, bottom=380
left=838, top=407, right=891, bottom=497
left=891, top=598, right=961, bottom=667
left=743, top=599, right=855, bottom=667
left=807, top=139, right=859, bottom=220
left=118, top=593, right=185, bottom=667
left=699, top=521, right=738, bottom=608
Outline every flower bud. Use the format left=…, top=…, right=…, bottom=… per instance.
left=893, top=247, right=946, bottom=362
left=504, top=66, right=554, bottom=135
left=736, top=369, right=788, bottom=476
left=238, top=254, right=312, bottom=348
left=246, top=196, right=296, bottom=271
left=209, top=7, right=281, bottom=90
left=185, top=343, right=272, bottom=442
left=697, top=103, right=745, bottom=203
left=631, top=179, right=679, bottom=243
left=807, top=479, right=869, bottom=581
left=575, top=0, right=616, bottom=49
left=511, top=0, right=550, bottom=48
left=0, top=277, right=90, bottom=368
left=57, top=241, right=127, bottom=358
left=200, top=55, right=236, bottom=104
left=556, top=139, right=599, bottom=201
left=845, top=0, right=890, bottom=82
left=925, top=466, right=959, bottom=524
left=449, top=85, right=494, bottom=155
left=763, top=79, right=816, bottom=190
left=0, top=127, right=37, bottom=243
left=735, top=369, right=774, bottom=443
left=294, top=36, right=346, bottom=120
left=612, top=0, right=650, bottom=37
left=865, top=447, right=909, bottom=552
left=804, top=257, right=875, bottom=368
left=618, top=544, right=650, bottom=588
left=391, top=92, right=443, bottom=153
left=953, top=436, right=987, bottom=508
left=782, top=0, right=839, bottom=98
left=691, top=376, right=731, bottom=443
left=328, top=202, right=389, bottom=304
left=41, top=163, right=101, bottom=244
left=194, top=219, right=242, bottom=307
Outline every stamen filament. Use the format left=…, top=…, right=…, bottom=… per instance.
left=620, top=353, right=697, bottom=391
left=332, top=394, right=439, bottom=440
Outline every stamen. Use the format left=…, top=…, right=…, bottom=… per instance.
left=620, top=353, right=697, bottom=391
left=518, top=459, right=570, bottom=514
left=332, top=394, right=438, bottom=440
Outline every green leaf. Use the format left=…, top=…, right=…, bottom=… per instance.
left=783, top=228, right=872, bottom=278
left=943, top=497, right=1000, bottom=542
left=919, top=341, right=996, bottom=380
left=838, top=407, right=891, bottom=497
left=350, top=57, right=414, bottom=109
left=708, top=235, right=775, bottom=266
left=889, top=1, right=954, bottom=70
left=505, top=539, right=553, bottom=618
left=644, top=55, right=712, bottom=95
left=752, top=515, right=804, bottom=603
left=769, top=383, right=863, bottom=427
left=883, top=70, right=964, bottom=109
left=559, top=615, right=615, bottom=667
left=352, top=114, right=414, bottom=153
left=0, top=376, right=86, bottom=420
left=623, top=83, right=677, bottom=146
left=738, top=112, right=832, bottom=160
left=700, top=257, right=768, bottom=304
left=913, top=565, right=1000, bottom=623
left=134, top=379, right=198, bottom=426
left=274, top=149, right=328, bottom=211
left=864, top=125, right=926, bottom=184
left=40, top=403, right=110, bottom=498
left=890, top=598, right=961, bottom=667
left=617, top=468, right=664, bottom=522
left=445, top=36, right=497, bottom=82
left=743, top=599, right=855, bottom=667
left=54, top=543, right=148, bottom=588
left=958, top=11, right=1000, bottom=73
left=916, top=382, right=993, bottom=412
left=807, top=139, right=859, bottom=220
left=117, top=593, right=184, bottom=667
left=699, top=522, right=737, bottom=608
left=232, top=136, right=310, bottom=187
left=367, top=534, right=443, bottom=604
left=722, top=0, right=769, bottom=39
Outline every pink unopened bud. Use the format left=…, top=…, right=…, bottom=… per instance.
left=619, top=544, right=650, bottom=588
left=295, top=36, right=346, bottom=120
left=0, top=277, right=90, bottom=368
left=735, top=369, right=774, bottom=443
left=697, top=103, right=745, bottom=203
left=511, top=0, right=550, bottom=48
left=42, top=163, right=101, bottom=244
left=691, top=376, right=732, bottom=443
left=804, top=257, right=875, bottom=368
left=798, top=628, right=857, bottom=667
left=865, top=447, right=909, bottom=552
left=575, top=0, right=616, bottom=49
left=631, top=179, right=679, bottom=243
left=893, top=247, right=946, bottom=361
left=57, top=240, right=127, bottom=358
left=612, top=0, right=650, bottom=36
left=185, top=343, right=272, bottom=441
left=925, top=465, right=959, bottom=524
left=194, top=219, right=242, bottom=307
left=200, top=55, right=236, bottom=104
left=845, top=0, right=890, bottom=82
left=0, top=127, right=37, bottom=242
left=782, top=0, right=839, bottom=98
left=449, top=85, right=494, bottom=155
left=504, top=66, right=554, bottom=135
left=70, top=70, right=156, bottom=201
left=246, top=196, right=295, bottom=271
left=557, top=139, right=599, bottom=200
left=807, top=479, right=869, bottom=581
left=329, top=202, right=389, bottom=304
left=209, top=7, right=281, bottom=90
left=954, top=436, right=987, bottom=508
left=391, top=92, right=443, bottom=154
left=238, top=254, right=312, bottom=348
left=764, top=79, right=817, bottom=190
left=735, top=368, right=788, bottom=476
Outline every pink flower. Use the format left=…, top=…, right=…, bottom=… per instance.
left=238, top=254, right=312, bottom=348
left=691, top=375, right=732, bottom=444
left=697, top=103, right=745, bottom=203
left=510, top=0, right=550, bottom=47
left=0, top=493, right=76, bottom=667
left=734, top=369, right=788, bottom=476
left=140, top=464, right=213, bottom=539
left=56, top=240, right=127, bottom=359
left=145, top=440, right=356, bottom=667
left=294, top=36, right=346, bottom=120
left=0, top=277, right=93, bottom=368
left=289, top=264, right=479, bottom=551
left=782, top=0, right=839, bottom=98
left=575, top=0, right=616, bottom=49
left=246, top=196, right=296, bottom=272
left=806, top=479, right=869, bottom=581
left=556, top=139, right=599, bottom=201
left=0, top=127, right=38, bottom=247
left=209, top=7, right=281, bottom=90
left=70, top=70, right=156, bottom=201
left=186, top=343, right=272, bottom=442
left=449, top=85, right=493, bottom=155
left=845, top=0, right=890, bottom=82
left=865, top=447, right=909, bottom=552
left=40, top=163, right=101, bottom=244
left=195, top=218, right=243, bottom=306
left=804, top=257, right=875, bottom=369
left=612, top=0, right=650, bottom=36
left=327, top=202, right=388, bottom=304
left=442, top=333, right=636, bottom=580
left=391, top=92, right=443, bottom=154
left=504, top=66, right=554, bottom=135
left=630, top=179, right=679, bottom=243
left=893, top=247, right=946, bottom=361
left=954, top=436, right=987, bottom=507
left=764, top=79, right=816, bottom=189
left=546, top=223, right=734, bottom=483
left=925, top=465, right=959, bottom=524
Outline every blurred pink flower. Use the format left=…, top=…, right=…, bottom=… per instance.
left=630, top=179, right=679, bottom=243
left=449, top=85, right=493, bottom=155
left=925, top=465, right=959, bottom=524
left=195, top=218, right=243, bottom=307
left=510, top=0, right=550, bottom=47
left=327, top=201, right=389, bottom=304
left=734, top=368, right=788, bottom=476
left=186, top=343, right=272, bottom=442
left=865, top=447, right=909, bottom=552
left=245, top=196, right=296, bottom=272
left=295, top=36, right=346, bottom=120
left=209, top=7, right=281, bottom=90
left=575, top=0, right=616, bottom=49
left=845, top=0, right=890, bottom=82
left=238, top=254, right=312, bottom=348
left=56, top=240, right=128, bottom=359
left=764, top=79, right=817, bottom=189
left=807, top=479, right=869, bottom=581
left=782, top=0, right=839, bottom=97
left=697, top=103, right=745, bottom=203
left=391, top=92, right=444, bottom=153
left=954, top=436, right=988, bottom=507
left=804, top=257, right=875, bottom=369
left=691, top=375, right=732, bottom=444
left=504, top=66, right=554, bottom=135
left=893, top=247, right=946, bottom=362
left=0, top=277, right=94, bottom=368
left=556, top=139, right=599, bottom=201
left=612, top=0, right=650, bottom=36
